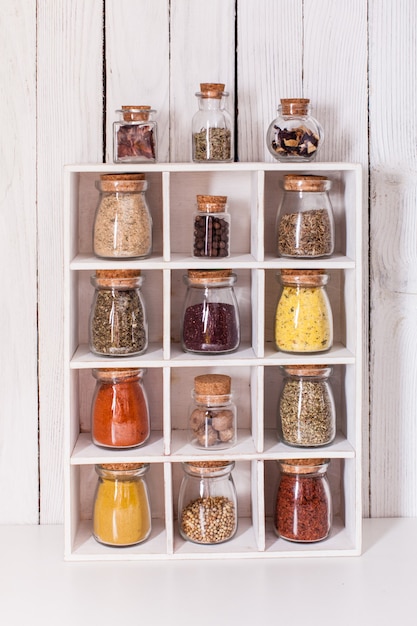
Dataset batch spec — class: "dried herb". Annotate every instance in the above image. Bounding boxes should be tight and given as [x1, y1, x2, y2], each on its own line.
[180, 496, 236, 544]
[277, 208, 332, 257]
[193, 127, 231, 161]
[271, 124, 319, 158]
[182, 302, 239, 353]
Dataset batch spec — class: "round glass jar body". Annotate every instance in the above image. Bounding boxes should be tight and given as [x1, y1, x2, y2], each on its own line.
[192, 194, 230, 258]
[91, 368, 150, 449]
[181, 269, 240, 354]
[93, 173, 152, 259]
[192, 83, 233, 162]
[275, 269, 333, 353]
[89, 270, 148, 357]
[267, 98, 323, 162]
[93, 463, 151, 547]
[274, 458, 332, 542]
[113, 105, 157, 163]
[189, 374, 236, 449]
[178, 461, 237, 544]
[278, 365, 336, 447]
[276, 175, 334, 258]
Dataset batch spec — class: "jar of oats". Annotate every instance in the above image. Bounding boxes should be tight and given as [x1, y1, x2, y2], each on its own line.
[93, 173, 152, 259]
[178, 461, 237, 544]
[189, 374, 236, 449]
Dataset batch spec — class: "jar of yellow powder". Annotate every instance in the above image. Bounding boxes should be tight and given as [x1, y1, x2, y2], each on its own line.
[275, 269, 333, 353]
[93, 462, 151, 547]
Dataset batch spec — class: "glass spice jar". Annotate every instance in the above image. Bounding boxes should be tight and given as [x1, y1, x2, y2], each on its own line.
[276, 175, 335, 258]
[93, 173, 152, 259]
[181, 269, 240, 354]
[93, 463, 152, 547]
[274, 458, 332, 542]
[89, 270, 148, 357]
[189, 374, 236, 449]
[91, 368, 150, 449]
[113, 105, 157, 162]
[192, 83, 233, 162]
[275, 269, 333, 353]
[178, 461, 238, 544]
[192, 194, 230, 258]
[278, 365, 336, 447]
[267, 98, 323, 162]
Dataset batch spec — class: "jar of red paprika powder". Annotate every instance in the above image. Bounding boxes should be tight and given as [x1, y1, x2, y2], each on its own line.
[91, 368, 150, 449]
[274, 458, 332, 542]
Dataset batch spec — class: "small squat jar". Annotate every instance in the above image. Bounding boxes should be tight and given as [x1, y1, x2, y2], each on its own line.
[189, 374, 237, 449]
[181, 269, 240, 354]
[93, 463, 151, 547]
[275, 269, 333, 353]
[193, 194, 230, 258]
[178, 461, 238, 544]
[278, 365, 336, 447]
[192, 83, 233, 162]
[91, 368, 150, 449]
[274, 458, 332, 542]
[267, 98, 323, 162]
[113, 105, 157, 162]
[276, 175, 335, 258]
[93, 173, 152, 259]
[89, 270, 148, 357]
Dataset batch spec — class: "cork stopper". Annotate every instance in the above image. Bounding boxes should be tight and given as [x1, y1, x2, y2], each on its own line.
[93, 269, 142, 288]
[279, 268, 327, 287]
[95, 269, 141, 279]
[121, 105, 152, 122]
[199, 83, 226, 99]
[194, 374, 231, 396]
[282, 364, 331, 377]
[184, 460, 234, 475]
[187, 268, 233, 284]
[279, 458, 329, 474]
[280, 98, 310, 116]
[99, 463, 146, 471]
[92, 368, 143, 382]
[283, 175, 330, 193]
[99, 173, 146, 192]
[197, 194, 228, 213]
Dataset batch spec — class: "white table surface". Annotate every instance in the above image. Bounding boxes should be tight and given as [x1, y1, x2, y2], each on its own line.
[0, 518, 415, 625]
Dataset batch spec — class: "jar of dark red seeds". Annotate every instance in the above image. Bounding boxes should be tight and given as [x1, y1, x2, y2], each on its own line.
[274, 458, 332, 542]
[181, 269, 240, 354]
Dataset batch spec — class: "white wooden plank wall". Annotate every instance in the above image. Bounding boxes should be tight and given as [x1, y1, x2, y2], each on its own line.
[0, 0, 415, 523]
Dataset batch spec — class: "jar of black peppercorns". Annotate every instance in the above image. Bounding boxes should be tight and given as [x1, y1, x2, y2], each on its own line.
[193, 194, 230, 258]
[267, 98, 323, 162]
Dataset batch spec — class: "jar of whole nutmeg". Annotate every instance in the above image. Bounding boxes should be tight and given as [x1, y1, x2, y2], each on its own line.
[189, 374, 236, 449]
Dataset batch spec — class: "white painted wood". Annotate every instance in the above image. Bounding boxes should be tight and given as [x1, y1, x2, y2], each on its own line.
[0, 1, 38, 523]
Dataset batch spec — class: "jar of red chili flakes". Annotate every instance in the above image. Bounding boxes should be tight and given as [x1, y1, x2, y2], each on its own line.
[91, 368, 150, 449]
[274, 458, 332, 542]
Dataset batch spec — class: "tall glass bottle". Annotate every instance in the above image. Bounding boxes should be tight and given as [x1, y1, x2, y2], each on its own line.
[192, 83, 233, 162]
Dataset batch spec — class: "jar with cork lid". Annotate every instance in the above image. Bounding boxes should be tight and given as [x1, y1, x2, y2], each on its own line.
[278, 365, 336, 447]
[93, 462, 152, 547]
[193, 194, 230, 258]
[178, 461, 238, 544]
[89, 269, 148, 357]
[189, 374, 236, 449]
[275, 269, 333, 353]
[274, 458, 332, 542]
[181, 269, 240, 354]
[276, 175, 335, 258]
[93, 173, 152, 259]
[267, 98, 323, 161]
[113, 105, 157, 162]
[192, 83, 233, 162]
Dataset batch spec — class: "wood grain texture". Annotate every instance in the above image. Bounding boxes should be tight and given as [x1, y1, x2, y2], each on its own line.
[369, 0, 417, 516]
[37, 0, 103, 522]
[0, 1, 38, 523]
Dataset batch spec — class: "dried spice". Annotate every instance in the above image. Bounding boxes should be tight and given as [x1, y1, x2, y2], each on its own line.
[279, 374, 335, 447]
[190, 374, 236, 448]
[193, 127, 231, 161]
[277, 208, 332, 257]
[193, 214, 230, 257]
[182, 302, 239, 353]
[180, 496, 236, 544]
[271, 125, 319, 158]
[91, 369, 150, 449]
[275, 459, 331, 542]
[114, 106, 157, 162]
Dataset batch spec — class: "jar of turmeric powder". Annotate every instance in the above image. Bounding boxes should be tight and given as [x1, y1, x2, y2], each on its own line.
[93, 463, 151, 547]
[275, 269, 333, 353]
[91, 368, 150, 449]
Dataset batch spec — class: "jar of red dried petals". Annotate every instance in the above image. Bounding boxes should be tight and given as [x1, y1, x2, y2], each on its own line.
[274, 458, 332, 542]
[113, 105, 157, 162]
[267, 98, 323, 162]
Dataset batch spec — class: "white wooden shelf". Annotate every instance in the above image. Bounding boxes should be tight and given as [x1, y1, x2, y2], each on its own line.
[64, 161, 363, 560]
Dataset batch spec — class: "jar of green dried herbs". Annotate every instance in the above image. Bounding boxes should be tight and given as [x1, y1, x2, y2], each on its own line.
[275, 175, 335, 258]
[89, 269, 148, 357]
[192, 83, 233, 162]
[278, 365, 336, 447]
